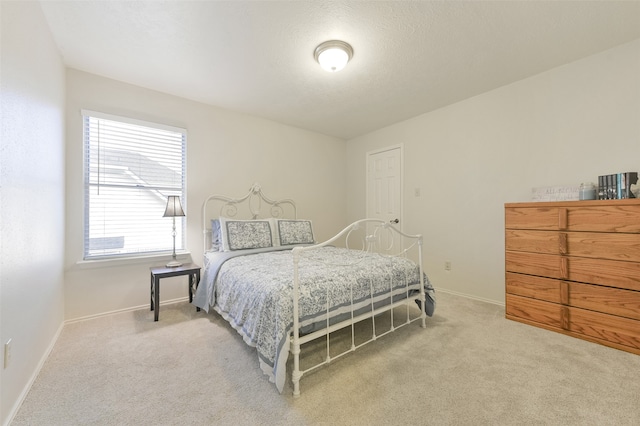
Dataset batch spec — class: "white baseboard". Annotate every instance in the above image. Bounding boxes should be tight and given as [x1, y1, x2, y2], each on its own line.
[435, 287, 505, 308]
[4, 321, 64, 426]
[64, 296, 190, 324]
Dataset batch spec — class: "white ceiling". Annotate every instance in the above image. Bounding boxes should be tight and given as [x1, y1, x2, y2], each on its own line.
[40, 1, 640, 140]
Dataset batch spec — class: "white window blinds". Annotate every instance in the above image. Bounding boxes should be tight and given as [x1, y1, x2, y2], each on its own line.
[83, 110, 186, 259]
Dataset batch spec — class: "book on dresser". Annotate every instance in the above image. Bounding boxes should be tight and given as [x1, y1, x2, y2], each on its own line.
[598, 172, 638, 199]
[504, 199, 640, 355]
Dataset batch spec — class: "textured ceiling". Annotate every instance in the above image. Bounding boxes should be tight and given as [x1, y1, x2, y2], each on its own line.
[40, 1, 640, 140]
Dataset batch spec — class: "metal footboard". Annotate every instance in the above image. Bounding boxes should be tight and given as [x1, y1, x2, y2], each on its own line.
[290, 218, 426, 397]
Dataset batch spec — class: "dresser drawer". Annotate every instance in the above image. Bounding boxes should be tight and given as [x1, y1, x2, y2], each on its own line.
[506, 272, 561, 303]
[506, 294, 564, 329]
[507, 273, 640, 321]
[505, 207, 562, 230]
[505, 230, 560, 254]
[506, 230, 640, 262]
[506, 251, 564, 279]
[506, 251, 640, 290]
[506, 201, 640, 232]
[568, 306, 640, 350]
[567, 232, 640, 262]
[568, 257, 640, 292]
[566, 205, 640, 233]
[569, 282, 640, 321]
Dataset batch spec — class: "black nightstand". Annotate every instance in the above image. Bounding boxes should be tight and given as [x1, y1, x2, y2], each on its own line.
[149, 263, 201, 321]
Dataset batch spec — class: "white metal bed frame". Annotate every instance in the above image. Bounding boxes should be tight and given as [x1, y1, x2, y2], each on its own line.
[202, 184, 427, 397]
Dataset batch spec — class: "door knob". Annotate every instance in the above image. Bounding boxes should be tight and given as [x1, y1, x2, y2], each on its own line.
[390, 218, 399, 224]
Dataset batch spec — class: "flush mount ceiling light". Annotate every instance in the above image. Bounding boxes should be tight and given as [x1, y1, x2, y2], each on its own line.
[314, 40, 353, 72]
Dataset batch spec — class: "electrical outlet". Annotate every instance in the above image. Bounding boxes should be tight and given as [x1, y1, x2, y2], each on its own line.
[4, 339, 12, 369]
[444, 261, 452, 271]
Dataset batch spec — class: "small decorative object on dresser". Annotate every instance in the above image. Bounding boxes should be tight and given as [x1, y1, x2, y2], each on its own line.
[578, 182, 596, 200]
[505, 199, 640, 355]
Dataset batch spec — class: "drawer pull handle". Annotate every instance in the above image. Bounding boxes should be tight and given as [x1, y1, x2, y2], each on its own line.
[561, 307, 570, 330]
[558, 208, 568, 230]
[560, 281, 570, 305]
[559, 233, 568, 255]
[560, 257, 569, 279]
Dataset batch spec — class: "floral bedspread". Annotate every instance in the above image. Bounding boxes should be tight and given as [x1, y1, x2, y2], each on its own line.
[194, 246, 431, 393]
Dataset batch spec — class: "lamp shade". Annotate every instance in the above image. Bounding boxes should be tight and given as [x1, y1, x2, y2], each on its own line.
[163, 196, 185, 217]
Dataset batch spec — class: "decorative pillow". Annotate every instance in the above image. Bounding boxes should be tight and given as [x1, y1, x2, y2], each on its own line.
[211, 219, 222, 251]
[277, 219, 315, 246]
[220, 218, 273, 251]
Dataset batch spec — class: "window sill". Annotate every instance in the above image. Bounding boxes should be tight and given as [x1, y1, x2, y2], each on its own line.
[73, 251, 191, 270]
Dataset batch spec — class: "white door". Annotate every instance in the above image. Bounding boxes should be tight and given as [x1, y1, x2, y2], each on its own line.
[366, 145, 403, 249]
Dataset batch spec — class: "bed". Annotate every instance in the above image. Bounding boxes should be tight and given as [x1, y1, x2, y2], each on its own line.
[193, 184, 435, 396]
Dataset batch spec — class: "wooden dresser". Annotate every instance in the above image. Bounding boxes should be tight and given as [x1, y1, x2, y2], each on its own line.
[505, 199, 640, 355]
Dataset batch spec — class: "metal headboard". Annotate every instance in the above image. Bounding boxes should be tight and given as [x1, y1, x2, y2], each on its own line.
[202, 183, 297, 253]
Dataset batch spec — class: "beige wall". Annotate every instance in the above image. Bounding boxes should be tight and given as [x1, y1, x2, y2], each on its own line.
[64, 70, 347, 320]
[1, 2, 66, 424]
[347, 38, 640, 304]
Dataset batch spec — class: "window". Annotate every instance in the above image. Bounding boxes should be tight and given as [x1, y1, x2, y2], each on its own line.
[83, 110, 186, 259]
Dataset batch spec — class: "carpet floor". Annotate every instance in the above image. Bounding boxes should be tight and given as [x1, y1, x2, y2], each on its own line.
[11, 291, 640, 425]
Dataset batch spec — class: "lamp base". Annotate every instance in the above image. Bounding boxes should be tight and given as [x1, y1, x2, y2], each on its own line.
[166, 260, 182, 268]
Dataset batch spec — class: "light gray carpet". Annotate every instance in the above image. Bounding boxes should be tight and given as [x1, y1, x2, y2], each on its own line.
[11, 291, 640, 425]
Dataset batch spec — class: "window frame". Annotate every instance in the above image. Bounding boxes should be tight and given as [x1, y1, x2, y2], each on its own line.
[81, 110, 187, 260]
